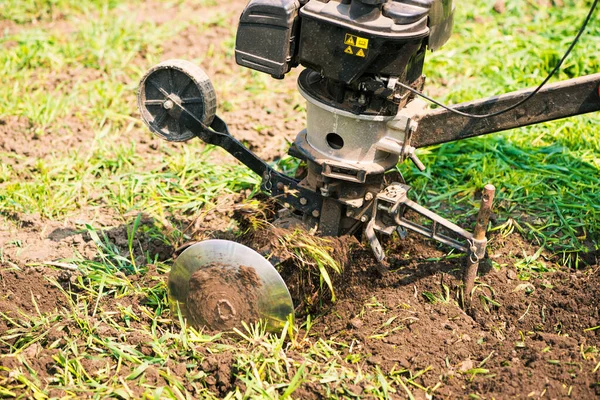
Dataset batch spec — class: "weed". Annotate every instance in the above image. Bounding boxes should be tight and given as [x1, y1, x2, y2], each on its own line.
[279, 229, 344, 301]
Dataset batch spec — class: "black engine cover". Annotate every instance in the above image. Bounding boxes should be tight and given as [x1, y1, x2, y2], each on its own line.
[235, 0, 301, 78]
[235, 0, 453, 113]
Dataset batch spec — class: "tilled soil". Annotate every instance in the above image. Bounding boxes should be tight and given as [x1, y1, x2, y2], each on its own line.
[1, 228, 599, 398]
[301, 235, 600, 399]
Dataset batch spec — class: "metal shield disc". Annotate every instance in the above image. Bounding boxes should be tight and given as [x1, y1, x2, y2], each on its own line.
[168, 240, 293, 332]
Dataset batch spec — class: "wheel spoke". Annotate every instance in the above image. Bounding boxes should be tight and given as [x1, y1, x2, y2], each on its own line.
[176, 120, 182, 137]
[144, 100, 164, 106]
[181, 98, 204, 104]
[176, 78, 193, 98]
[148, 78, 170, 97]
[153, 109, 168, 128]
[168, 69, 175, 93]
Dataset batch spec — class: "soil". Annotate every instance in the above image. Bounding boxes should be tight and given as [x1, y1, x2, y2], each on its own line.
[5, 228, 595, 399]
[186, 263, 263, 330]
[0, 211, 172, 267]
[0, 266, 73, 343]
[295, 233, 600, 399]
[176, 219, 600, 398]
[1, 0, 599, 398]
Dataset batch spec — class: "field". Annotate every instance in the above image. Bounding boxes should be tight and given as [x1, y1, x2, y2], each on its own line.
[1, 0, 599, 398]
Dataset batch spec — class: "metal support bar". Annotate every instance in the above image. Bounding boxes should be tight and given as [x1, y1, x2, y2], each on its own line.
[412, 73, 600, 148]
[183, 112, 323, 215]
[394, 199, 473, 253]
[464, 184, 496, 302]
[367, 182, 480, 262]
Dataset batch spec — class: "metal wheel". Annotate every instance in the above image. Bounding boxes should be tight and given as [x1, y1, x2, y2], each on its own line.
[137, 59, 217, 142]
[168, 240, 294, 332]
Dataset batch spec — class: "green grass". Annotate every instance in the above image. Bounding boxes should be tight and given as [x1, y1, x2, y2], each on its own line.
[0, 0, 122, 24]
[0, 0, 599, 398]
[1, 0, 596, 260]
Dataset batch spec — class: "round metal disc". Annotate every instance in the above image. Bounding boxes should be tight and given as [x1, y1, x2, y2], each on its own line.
[168, 240, 294, 332]
[138, 59, 217, 142]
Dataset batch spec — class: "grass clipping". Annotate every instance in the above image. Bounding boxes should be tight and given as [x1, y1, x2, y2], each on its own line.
[251, 225, 354, 304]
[280, 229, 345, 302]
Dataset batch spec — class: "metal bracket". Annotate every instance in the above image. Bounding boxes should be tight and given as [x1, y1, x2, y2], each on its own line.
[366, 182, 476, 261]
[321, 160, 368, 184]
[182, 110, 323, 215]
[467, 237, 487, 264]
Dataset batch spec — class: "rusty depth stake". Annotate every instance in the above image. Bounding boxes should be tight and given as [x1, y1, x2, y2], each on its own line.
[464, 184, 496, 302]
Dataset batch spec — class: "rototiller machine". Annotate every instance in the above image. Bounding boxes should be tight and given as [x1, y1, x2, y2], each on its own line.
[137, 0, 600, 331]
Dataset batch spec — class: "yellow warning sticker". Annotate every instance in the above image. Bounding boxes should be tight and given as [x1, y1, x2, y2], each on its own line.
[344, 33, 369, 49]
[355, 37, 369, 49]
[344, 33, 369, 58]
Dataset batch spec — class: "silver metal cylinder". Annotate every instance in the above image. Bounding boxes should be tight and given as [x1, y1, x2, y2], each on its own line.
[299, 85, 394, 165]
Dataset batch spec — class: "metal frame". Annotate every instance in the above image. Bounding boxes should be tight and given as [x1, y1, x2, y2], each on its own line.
[184, 113, 323, 216]
[411, 73, 600, 148]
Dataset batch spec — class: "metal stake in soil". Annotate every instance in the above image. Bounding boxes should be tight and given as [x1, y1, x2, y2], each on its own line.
[464, 184, 496, 302]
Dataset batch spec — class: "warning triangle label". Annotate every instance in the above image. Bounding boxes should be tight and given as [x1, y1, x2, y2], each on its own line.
[344, 35, 355, 46]
[344, 46, 354, 55]
[356, 48, 366, 57]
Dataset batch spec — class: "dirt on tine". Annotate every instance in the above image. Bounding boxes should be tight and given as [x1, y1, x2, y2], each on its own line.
[186, 263, 263, 330]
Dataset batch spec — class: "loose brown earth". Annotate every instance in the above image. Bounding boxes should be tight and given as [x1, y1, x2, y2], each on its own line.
[186, 263, 263, 331]
[303, 236, 600, 399]
[2, 219, 599, 398]
[1, 0, 599, 399]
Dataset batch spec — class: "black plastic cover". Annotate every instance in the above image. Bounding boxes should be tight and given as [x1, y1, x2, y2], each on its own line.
[382, 2, 430, 25]
[298, 0, 429, 85]
[235, 0, 300, 78]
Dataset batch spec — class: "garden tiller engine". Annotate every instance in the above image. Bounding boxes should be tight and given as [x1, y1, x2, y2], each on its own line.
[138, 0, 600, 330]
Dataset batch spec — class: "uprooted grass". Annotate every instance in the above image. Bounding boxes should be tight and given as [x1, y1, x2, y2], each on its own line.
[280, 230, 344, 302]
[239, 218, 352, 306]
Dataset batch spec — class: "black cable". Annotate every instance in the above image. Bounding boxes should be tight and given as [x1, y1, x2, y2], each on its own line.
[397, 0, 599, 119]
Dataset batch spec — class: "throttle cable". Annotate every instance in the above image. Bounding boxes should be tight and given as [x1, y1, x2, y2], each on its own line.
[397, 0, 599, 119]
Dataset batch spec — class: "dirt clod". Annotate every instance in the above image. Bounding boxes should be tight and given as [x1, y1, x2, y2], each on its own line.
[186, 263, 262, 330]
